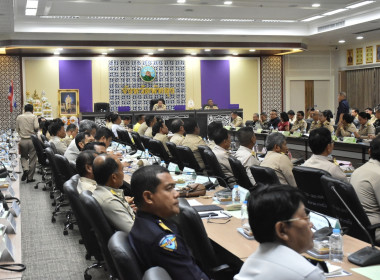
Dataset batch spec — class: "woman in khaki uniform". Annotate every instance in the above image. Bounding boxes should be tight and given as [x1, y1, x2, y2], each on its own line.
[336, 113, 358, 137]
[319, 110, 334, 133]
[354, 112, 375, 139]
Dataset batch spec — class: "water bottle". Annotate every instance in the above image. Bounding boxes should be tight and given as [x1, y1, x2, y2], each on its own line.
[144, 148, 149, 159]
[269, 125, 274, 133]
[231, 185, 240, 204]
[160, 160, 166, 168]
[329, 228, 343, 262]
[241, 201, 250, 230]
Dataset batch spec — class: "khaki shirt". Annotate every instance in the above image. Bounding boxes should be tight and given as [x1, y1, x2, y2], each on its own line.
[138, 122, 148, 136]
[144, 127, 153, 138]
[152, 104, 167, 111]
[212, 145, 235, 186]
[153, 132, 170, 155]
[290, 119, 307, 133]
[207, 140, 216, 150]
[232, 116, 243, 127]
[50, 136, 68, 155]
[351, 159, 380, 243]
[261, 151, 296, 187]
[235, 146, 260, 185]
[63, 135, 73, 147]
[77, 177, 97, 194]
[106, 122, 113, 129]
[170, 133, 185, 146]
[182, 134, 206, 169]
[92, 185, 135, 233]
[336, 123, 357, 137]
[15, 111, 39, 139]
[204, 105, 219, 110]
[308, 120, 321, 132]
[320, 121, 334, 133]
[358, 122, 375, 139]
[303, 154, 348, 182]
[369, 115, 377, 125]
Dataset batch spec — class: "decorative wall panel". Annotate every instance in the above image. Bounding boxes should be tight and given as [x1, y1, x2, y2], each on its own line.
[261, 56, 283, 113]
[0, 56, 22, 130]
[108, 59, 186, 112]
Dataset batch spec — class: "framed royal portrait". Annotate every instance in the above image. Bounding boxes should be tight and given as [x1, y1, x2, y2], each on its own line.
[347, 49, 353, 66]
[366, 46, 373, 64]
[377, 45, 380, 62]
[58, 89, 79, 117]
[356, 48, 363, 65]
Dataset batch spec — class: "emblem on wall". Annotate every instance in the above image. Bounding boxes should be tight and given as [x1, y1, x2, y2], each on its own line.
[140, 66, 156, 82]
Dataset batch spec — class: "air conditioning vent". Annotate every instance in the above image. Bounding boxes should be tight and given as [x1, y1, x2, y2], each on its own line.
[318, 21, 345, 33]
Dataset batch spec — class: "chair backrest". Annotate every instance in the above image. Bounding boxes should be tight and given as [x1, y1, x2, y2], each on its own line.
[175, 146, 202, 173]
[131, 132, 145, 151]
[117, 129, 134, 147]
[79, 191, 117, 278]
[142, 267, 172, 280]
[44, 147, 62, 190]
[245, 121, 254, 127]
[54, 154, 78, 190]
[165, 142, 183, 169]
[140, 135, 151, 150]
[198, 145, 213, 175]
[249, 165, 280, 186]
[292, 166, 331, 216]
[31, 134, 48, 166]
[63, 175, 103, 261]
[40, 134, 48, 143]
[108, 231, 143, 280]
[48, 141, 59, 154]
[320, 175, 375, 243]
[228, 156, 255, 191]
[376, 126, 380, 135]
[149, 139, 171, 163]
[201, 148, 228, 187]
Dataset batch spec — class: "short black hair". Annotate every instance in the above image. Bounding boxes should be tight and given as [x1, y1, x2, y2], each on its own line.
[66, 124, 77, 132]
[171, 119, 184, 133]
[48, 119, 64, 136]
[370, 135, 380, 161]
[145, 115, 156, 127]
[24, 104, 33, 112]
[358, 112, 371, 120]
[308, 127, 332, 155]
[207, 121, 223, 141]
[297, 111, 305, 117]
[105, 112, 114, 122]
[83, 141, 106, 152]
[231, 111, 238, 115]
[287, 110, 295, 116]
[280, 112, 289, 122]
[152, 120, 164, 137]
[184, 118, 198, 134]
[352, 108, 359, 114]
[342, 113, 354, 124]
[111, 113, 120, 123]
[322, 110, 333, 122]
[260, 112, 267, 117]
[76, 150, 96, 177]
[75, 132, 91, 150]
[237, 127, 255, 146]
[131, 165, 169, 207]
[95, 127, 113, 141]
[157, 98, 165, 103]
[213, 128, 229, 145]
[248, 184, 306, 243]
[365, 107, 373, 113]
[137, 115, 145, 122]
[92, 155, 119, 186]
[122, 116, 131, 121]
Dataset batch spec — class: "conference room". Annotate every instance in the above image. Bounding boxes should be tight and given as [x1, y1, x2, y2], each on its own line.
[1, 0, 380, 279]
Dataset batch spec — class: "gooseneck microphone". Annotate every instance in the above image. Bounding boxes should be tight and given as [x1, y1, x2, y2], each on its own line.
[307, 208, 333, 240]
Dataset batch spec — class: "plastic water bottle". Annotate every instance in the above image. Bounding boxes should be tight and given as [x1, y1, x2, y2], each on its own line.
[269, 125, 274, 133]
[160, 160, 166, 168]
[329, 228, 343, 262]
[144, 148, 149, 159]
[241, 201, 249, 229]
[231, 185, 240, 204]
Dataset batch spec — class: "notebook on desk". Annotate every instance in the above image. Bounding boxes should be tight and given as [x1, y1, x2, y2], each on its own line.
[192, 205, 224, 212]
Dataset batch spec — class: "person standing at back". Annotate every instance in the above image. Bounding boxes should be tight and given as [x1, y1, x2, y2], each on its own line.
[16, 104, 39, 182]
[335, 92, 349, 125]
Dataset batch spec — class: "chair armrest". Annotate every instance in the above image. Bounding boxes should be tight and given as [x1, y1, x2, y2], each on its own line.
[367, 223, 380, 231]
[211, 264, 230, 273]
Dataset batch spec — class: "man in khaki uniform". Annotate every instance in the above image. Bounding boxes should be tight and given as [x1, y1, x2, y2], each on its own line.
[143, 115, 156, 138]
[231, 111, 243, 127]
[308, 110, 321, 132]
[290, 111, 307, 133]
[204, 99, 219, 110]
[169, 119, 185, 146]
[49, 119, 68, 155]
[182, 119, 206, 169]
[336, 113, 357, 137]
[261, 133, 297, 187]
[153, 120, 170, 155]
[16, 104, 39, 182]
[138, 115, 154, 136]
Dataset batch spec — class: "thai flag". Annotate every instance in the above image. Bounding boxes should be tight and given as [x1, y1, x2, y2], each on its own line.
[7, 80, 13, 112]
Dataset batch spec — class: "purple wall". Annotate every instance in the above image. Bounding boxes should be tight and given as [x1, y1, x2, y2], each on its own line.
[59, 60, 93, 112]
[200, 60, 230, 109]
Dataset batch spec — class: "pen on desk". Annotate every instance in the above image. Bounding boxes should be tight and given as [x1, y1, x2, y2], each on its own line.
[220, 211, 232, 218]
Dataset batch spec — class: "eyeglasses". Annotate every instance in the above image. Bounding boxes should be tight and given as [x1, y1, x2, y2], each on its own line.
[280, 215, 311, 223]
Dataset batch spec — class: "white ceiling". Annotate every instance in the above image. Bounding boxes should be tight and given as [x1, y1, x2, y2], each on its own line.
[2, 0, 380, 50]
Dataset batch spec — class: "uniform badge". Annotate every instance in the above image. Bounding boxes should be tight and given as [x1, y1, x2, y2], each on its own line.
[159, 234, 177, 251]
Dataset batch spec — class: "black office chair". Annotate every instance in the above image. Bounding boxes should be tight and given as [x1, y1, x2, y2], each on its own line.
[306, 121, 312, 132]
[40, 134, 48, 143]
[168, 205, 230, 279]
[228, 156, 255, 191]
[149, 139, 171, 163]
[63, 175, 104, 279]
[245, 121, 254, 127]
[198, 145, 213, 176]
[201, 149, 234, 188]
[79, 191, 118, 279]
[131, 132, 145, 151]
[320, 175, 380, 245]
[165, 142, 183, 169]
[30, 134, 52, 190]
[117, 129, 134, 148]
[176, 146, 203, 174]
[376, 126, 380, 135]
[141, 135, 152, 150]
[292, 166, 332, 216]
[249, 165, 280, 186]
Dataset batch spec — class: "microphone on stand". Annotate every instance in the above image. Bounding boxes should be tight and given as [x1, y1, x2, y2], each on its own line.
[307, 208, 333, 240]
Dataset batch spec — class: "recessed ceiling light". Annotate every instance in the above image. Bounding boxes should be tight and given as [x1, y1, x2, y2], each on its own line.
[338, 40, 346, 43]
[56, 48, 63, 51]
[356, 36, 364, 40]
[224, 1, 233, 5]
[157, 49, 165, 51]
[249, 49, 256, 52]
[147, 52, 154, 55]
[204, 49, 211, 52]
[190, 52, 197, 55]
[312, 3, 320, 8]
[232, 52, 238, 56]
[177, 0, 186, 3]
[347, 1, 374, 9]
[26, 0, 38, 9]
[53, 51, 60, 55]
[302, 15, 324, 22]
[101, 52, 108, 55]
[25, 8, 37, 16]
[323, 8, 347, 16]
[108, 48, 115, 51]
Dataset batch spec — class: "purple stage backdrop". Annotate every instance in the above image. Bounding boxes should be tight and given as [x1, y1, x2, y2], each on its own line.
[59, 60, 93, 112]
[200, 60, 230, 109]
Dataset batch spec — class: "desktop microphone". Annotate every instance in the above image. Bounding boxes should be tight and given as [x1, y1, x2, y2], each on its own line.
[137, 150, 160, 165]
[170, 169, 217, 190]
[331, 186, 380, 266]
[307, 208, 333, 240]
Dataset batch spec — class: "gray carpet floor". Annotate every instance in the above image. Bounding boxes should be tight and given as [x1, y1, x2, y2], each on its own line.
[20, 174, 108, 280]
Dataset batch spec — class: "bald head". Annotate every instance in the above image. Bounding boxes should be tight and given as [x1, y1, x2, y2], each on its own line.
[312, 110, 320, 121]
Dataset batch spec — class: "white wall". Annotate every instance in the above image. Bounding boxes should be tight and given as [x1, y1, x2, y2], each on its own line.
[289, 81, 305, 112]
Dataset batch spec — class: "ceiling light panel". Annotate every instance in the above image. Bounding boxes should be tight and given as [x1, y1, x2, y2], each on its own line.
[261, 20, 296, 23]
[178, 18, 214, 21]
[220, 19, 254, 22]
[323, 9, 347, 16]
[26, 0, 38, 9]
[302, 15, 324, 22]
[25, 9, 37, 16]
[346, 1, 375, 9]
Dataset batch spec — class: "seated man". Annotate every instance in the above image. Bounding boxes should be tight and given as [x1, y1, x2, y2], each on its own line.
[169, 119, 185, 146]
[182, 118, 206, 169]
[252, 113, 261, 128]
[351, 135, 380, 244]
[269, 110, 281, 129]
[83, 141, 107, 154]
[290, 111, 307, 133]
[144, 115, 157, 138]
[231, 111, 243, 127]
[304, 128, 348, 182]
[105, 112, 114, 129]
[207, 121, 223, 149]
[64, 132, 94, 163]
[94, 127, 113, 149]
[204, 98, 218, 110]
[121, 116, 132, 129]
[128, 165, 210, 280]
[235, 127, 260, 185]
[365, 107, 376, 124]
[152, 120, 170, 155]
[63, 123, 78, 146]
[373, 105, 380, 129]
[260, 133, 296, 187]
[134, 114, 145, 132]
[308, 110, 321, 132]
[260, 112, 270, 130]
[234, 184, 324, 280]
[76, 150, 97, 193]
[49, 119, 68, 155]
[111, 113, 123, 138]
[152, 98, 167, 111]
[351, 108, 360, 128]
[65, 120, 97, 159]
[92, 155, 135, 233]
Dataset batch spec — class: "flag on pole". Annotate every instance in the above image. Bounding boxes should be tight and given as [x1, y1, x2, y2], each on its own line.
[7, 80, 14, 112]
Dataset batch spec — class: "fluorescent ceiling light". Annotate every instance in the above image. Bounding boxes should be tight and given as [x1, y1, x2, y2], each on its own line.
[56, 48, 63, 51]
[356, 36, 364, 39]
[323, 9, 347, 16]
[53, 51, 60, 55]
[25, 8, 37, 16]
[157, 49, 165, 51]
[190, 52, 197, 55]
[232, 52, 238, 55]
[177, 0, 186, 3]
[220, 19, 254, 22]
[338, 40, 346, 43]
[102, 52, 108, 55]
[0, 48, 5, 54]
[26, 0, 38, 9]
[108, 48, 115, 51]
[249, 49, 256, 52]
[178, 18, 213, 21]
[133, 17, 170, 21]
[261, 19, 296, 23]
[204, 49, 211, 52]
[224, 1, 233, 5]
[147, 52, 154, 55]
[312, 3, 321, 7]
[347, 1, 375, 9]
[302, 15, 324, 22]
